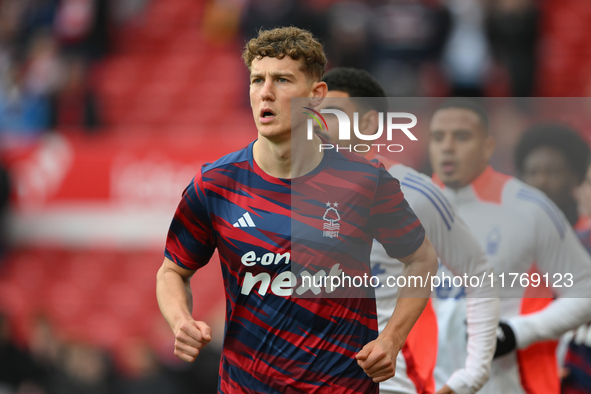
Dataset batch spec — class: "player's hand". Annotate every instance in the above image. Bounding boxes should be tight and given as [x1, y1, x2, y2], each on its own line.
[493, 321, 516, 358]
[435, 385, 456, 394]
[355, 336, 398, 383]
[173, 319, 212, 362]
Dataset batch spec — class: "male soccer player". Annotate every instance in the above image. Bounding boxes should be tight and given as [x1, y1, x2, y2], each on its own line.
[428, 99, 591, 394]
[319, 67, 499, 394]
[514, 124, 591, 393]
[156, 27, 438, 393]
[514, 123, 590, 229]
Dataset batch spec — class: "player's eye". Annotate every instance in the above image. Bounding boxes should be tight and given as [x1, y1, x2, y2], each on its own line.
[430, 132, 444, 142]
[252, 78, 263, 84]
[455, 131, 471, 141]
[277, 77, 288, 83]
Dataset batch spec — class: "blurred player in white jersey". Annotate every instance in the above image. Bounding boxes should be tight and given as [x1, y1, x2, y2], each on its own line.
[514, 123, 591, 393]
[428, 99, 591, 394]
[320, 67, 499, 394]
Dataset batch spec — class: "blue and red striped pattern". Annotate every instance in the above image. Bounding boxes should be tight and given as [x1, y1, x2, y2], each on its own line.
[165, 141, 425, 393]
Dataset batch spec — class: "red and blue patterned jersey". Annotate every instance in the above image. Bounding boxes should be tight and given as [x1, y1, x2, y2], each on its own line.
[165, 141, 425, 393]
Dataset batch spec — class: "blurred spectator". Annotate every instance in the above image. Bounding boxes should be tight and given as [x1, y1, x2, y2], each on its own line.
[0, 1, 28, 62]
[22, 31, 62, 98]
[0, 61, 51, 136]
[324, 1, 372, 71]
[54, 0, 111, 61]
[49, 56, 102, 131]
[0, 0, 110, 138]
[485, 0, 539, 97]
[0, 313, 40, 393]
[441, 0, 491, 96]
[47, 341, 116, 394]
[0, 30, 63, 136]
[368, 0, 450, 96]
[15, 0, 59, 61]
[115, 339, 182, 394]
[27, 315, 63, 391]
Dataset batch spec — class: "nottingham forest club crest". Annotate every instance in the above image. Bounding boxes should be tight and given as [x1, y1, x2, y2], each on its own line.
[323, 202, 340, 238]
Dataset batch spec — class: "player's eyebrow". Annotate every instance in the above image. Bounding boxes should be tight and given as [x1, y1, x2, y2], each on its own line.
[250, 71, 296, 79]
[429, 128, 471, 134]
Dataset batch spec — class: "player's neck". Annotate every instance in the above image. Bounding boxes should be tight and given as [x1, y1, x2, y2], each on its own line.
[254, 134, 324, 179]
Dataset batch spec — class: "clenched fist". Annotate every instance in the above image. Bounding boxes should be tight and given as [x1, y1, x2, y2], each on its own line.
[356, 336, 398, 383]
[173, 319, 212, 362]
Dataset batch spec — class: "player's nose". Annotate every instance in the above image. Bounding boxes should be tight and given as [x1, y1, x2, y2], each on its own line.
[439, 134, 455, 152]
[260, 79, 275, 101]
[526, 171, 549, 192]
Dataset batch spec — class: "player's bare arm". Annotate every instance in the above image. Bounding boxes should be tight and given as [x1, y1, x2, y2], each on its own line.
[156, 257, 211, 362]
[357, 236, 438, 383]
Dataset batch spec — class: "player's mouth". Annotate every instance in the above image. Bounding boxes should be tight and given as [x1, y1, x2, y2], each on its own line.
[440, 159, 457, 175]
[259, 108, 276, 124]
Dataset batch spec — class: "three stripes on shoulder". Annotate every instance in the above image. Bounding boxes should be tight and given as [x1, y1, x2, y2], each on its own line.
[234, 212, 256, 228]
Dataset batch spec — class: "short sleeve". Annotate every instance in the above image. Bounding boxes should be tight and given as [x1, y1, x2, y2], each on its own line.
[369, 165, 425, 259]
[164, 171, 216, 270]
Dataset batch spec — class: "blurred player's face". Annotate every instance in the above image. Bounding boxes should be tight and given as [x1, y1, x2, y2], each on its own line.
[521, 146, 578, 206]
[317, 91, 355, 142]
[429, 108, 494, 189]
[316, 91, 378, 152]
[249, 56, 325, 141]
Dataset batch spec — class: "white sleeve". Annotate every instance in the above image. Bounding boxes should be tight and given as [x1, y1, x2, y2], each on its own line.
[506, 194, 591, 349]
[395, 169, 500, 394]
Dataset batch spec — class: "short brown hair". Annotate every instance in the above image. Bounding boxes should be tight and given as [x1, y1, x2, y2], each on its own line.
[242, 26, 327, 81]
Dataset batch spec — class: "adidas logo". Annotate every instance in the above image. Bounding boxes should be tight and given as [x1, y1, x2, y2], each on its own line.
[233, 212, 256, 228]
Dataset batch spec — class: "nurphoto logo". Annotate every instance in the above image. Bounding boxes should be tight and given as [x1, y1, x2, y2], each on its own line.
[303, 106, 418, 153]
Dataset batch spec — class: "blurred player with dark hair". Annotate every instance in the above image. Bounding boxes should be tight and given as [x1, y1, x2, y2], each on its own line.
[514, 124, 591, 394]
[429, 100, 591, 394]
[156, 27, 437, 393]
[514, 123, 590, 228]
[320, 67, 499, 394]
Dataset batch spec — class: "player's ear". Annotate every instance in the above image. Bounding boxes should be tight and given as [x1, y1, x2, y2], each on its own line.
[309, 81, 327, 107]
[360, 110, 380, 137]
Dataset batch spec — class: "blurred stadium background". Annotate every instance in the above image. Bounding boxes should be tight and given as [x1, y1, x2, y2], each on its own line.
[0, 0, 590, 393]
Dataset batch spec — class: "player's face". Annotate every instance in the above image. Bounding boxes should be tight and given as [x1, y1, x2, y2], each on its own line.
[429, 108, 494, 189]
[521, 146, 577, 206]
[315, 90, 358, 143]
[249, 56, 323, 141]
